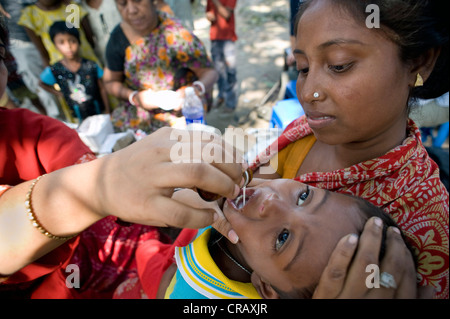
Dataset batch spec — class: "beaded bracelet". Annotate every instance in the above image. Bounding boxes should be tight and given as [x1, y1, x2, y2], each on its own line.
[25, 175, 77, 241]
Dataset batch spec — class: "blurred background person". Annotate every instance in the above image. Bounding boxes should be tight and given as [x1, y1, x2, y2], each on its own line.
[0, 0, 60, 117]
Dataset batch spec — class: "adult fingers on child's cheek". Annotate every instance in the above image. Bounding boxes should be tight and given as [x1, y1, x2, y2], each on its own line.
[353, 217, 384, 268]
[313, 234, 359, 299]
[212, 212, 239, 244]
[376, 227, 417, 299]
[335, 217, 384, 298]
[149, 196, 215, 229]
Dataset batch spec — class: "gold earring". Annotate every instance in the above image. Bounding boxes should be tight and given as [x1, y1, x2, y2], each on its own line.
[415, 73, 424, 87]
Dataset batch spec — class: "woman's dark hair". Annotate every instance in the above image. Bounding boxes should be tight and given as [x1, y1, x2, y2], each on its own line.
[0, 14, 9, 47]
[294, 0, 449, 100]
[49, 21, 80, 44]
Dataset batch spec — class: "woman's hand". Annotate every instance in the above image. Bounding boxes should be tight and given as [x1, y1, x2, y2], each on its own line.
[97, 127, 245, 229]
[0, 127, 245, 275]
[313, 217, 423, 299]
[136, 89, 184, 111]
[135, 88, 159, 110]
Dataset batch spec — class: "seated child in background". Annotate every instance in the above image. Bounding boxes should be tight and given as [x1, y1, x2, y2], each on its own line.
[113, 178, 416, 299]
[18, 0, 99, 67]
[39, 21, 109, 122]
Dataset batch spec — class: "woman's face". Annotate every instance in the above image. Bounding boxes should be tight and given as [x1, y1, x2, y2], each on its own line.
[115, 0, 157, 34]
[223, 179, 366, 297]
[294, 0, 411, 146]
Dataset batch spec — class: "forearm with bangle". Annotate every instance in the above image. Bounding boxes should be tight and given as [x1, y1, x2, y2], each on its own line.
[31, 166, 106, 237]
[117, 85, 137, 105]
[26, 175, 77, 241]
[193, 81, 206, 96]
[0, 173, 95, 275]
[3, 159, 112, 273]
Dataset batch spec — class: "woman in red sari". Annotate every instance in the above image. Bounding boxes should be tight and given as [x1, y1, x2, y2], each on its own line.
[0, 69, 168, 299]
[251, 0, 449, 299]
[0, 10, 247, 299]
[104, 0, 217, 133]
[0, 13, 207, 298]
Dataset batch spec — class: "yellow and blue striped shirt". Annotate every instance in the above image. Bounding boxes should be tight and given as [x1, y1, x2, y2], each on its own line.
[165, 228, 260, 299]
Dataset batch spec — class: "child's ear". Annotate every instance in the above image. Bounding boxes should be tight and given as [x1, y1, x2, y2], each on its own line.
[251, 272, 280, 299]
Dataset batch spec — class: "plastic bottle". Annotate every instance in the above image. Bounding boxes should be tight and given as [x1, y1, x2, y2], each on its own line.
[182, 86, 205, 125]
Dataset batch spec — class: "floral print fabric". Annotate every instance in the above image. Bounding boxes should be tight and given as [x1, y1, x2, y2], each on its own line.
[111, 12, 213, 133]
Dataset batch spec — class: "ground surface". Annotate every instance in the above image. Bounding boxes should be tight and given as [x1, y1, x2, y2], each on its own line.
[190, 0, 292, 132]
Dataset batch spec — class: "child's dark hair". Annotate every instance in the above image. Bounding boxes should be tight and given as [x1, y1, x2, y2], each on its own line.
[354, 197, 418, 268]
[294, 0, 449, 101]
[49, 21, 80, 44]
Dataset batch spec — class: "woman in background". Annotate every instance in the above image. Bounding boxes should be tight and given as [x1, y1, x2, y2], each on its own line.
[104, 0, 217, 133]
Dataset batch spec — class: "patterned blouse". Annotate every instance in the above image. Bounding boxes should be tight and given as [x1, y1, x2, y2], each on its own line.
[106, 11, 212, 91]
[106, 11, 213, 133]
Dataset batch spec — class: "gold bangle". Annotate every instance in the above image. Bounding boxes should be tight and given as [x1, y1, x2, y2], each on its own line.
[25, 175, 77, 241]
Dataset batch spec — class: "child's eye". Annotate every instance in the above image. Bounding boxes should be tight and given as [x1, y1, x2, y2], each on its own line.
[297, 186, 310, 206]
[275, 229, 290, 251]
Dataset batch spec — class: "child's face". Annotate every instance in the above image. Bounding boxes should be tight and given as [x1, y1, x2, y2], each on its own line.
[293, 0, 410, 146]
[223, 179, 366, 298]
[53, 33, 80, 59]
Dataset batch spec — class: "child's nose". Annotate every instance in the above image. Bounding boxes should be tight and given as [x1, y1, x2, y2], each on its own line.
[259, 192, 281, 218]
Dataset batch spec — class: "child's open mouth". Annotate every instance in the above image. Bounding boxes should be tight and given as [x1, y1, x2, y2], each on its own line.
[230, 188, 256, 210]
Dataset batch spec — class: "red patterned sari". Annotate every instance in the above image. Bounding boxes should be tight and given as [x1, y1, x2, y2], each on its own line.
[251, 116, 449, 299]
[0, 108, 169, 298]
